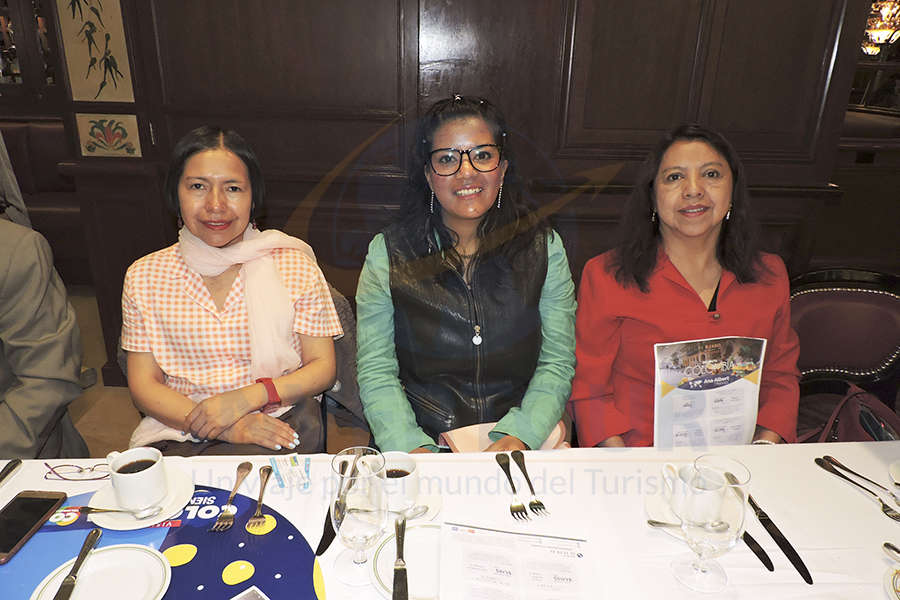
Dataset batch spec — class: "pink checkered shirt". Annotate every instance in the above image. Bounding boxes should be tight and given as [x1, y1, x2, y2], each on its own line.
[122, 244, 342, 445]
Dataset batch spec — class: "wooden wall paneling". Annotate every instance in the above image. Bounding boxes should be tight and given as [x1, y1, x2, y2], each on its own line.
[816, 164, 900, 273]
[135, 0, 420, 305]
[60, 161, 170, 385]
[749, 187, 840, 276]
[151, 0, 402, 112]
[699, 0, 870, 186]
[557, 0, 710, 163]
[264, 177, 406, 298]
[163, 113, 406, 180]
[533, 185, 629, 284]
[419, 0, 569, 181]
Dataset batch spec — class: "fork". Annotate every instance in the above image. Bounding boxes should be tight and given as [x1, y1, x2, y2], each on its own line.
[495, 453, 529, 521]
[511, 450, 549, 516]
[209, 461, 252, 532]
[247, 465, 273, 529]
[815, 458, 900, 522]
[824, 455, 900, 505]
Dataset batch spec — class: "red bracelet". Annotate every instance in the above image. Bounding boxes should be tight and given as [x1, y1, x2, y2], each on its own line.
[255, 377, 281, 414]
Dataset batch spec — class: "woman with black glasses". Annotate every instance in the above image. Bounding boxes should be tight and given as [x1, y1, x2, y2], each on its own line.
[356, 96, 576, 453]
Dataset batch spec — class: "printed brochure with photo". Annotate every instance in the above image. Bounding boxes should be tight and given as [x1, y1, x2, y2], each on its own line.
[653, 336, 767, 448]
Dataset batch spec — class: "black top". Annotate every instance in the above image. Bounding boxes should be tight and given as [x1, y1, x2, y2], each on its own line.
[382, 223, 548, 439]
[707, 279, 721, 312]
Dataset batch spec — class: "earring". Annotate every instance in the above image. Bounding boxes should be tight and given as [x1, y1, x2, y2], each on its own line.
[650, 210, 657, 223]
[430, 191, 434, 214]
[725, 208, 732, 221]
[496, 184, 503, 209]
[177, 215, 184, 229]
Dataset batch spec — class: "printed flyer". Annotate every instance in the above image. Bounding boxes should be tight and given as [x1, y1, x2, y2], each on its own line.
[653, 336, 767, 448]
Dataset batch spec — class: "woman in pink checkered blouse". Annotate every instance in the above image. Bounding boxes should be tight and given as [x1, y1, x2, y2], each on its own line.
[121, 126, 343, 455]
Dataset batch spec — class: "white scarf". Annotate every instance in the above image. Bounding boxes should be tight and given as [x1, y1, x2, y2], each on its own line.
[178, 225, 317, 380]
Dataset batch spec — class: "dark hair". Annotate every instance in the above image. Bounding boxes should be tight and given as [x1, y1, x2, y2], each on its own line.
[402, 95, 548, 265]
[609, 123, 764, 291]
[164, 126, 265, 220]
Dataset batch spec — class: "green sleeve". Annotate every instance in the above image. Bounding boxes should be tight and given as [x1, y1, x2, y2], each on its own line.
[492, 231, 576, 449]
[355, 234, 438, 452]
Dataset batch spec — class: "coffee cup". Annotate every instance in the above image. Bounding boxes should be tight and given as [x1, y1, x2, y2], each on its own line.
[383, 451, 419, 513]
[106, 447, 168, 511]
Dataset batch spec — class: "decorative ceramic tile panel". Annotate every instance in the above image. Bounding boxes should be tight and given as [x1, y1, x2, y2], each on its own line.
[76, 113, 141, 157]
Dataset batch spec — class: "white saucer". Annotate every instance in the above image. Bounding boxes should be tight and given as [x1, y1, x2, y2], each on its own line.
[30, 544, 171, 600]
[87, 463, 193, 530]
[370, 523, 440, 599]
[886, 566, 900, 600]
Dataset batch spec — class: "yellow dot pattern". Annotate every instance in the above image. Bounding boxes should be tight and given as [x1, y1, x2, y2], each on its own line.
[162, 544, 198, 567]
[222, 560, 255, 585]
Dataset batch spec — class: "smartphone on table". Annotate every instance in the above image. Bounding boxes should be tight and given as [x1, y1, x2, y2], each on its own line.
[0, 490, 67, 564]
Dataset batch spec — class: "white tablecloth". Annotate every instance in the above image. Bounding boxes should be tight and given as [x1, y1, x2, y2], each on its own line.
[1, 441, 898, 599]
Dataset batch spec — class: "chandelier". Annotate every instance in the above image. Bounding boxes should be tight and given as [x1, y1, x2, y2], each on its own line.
[862, 1, 900, 55]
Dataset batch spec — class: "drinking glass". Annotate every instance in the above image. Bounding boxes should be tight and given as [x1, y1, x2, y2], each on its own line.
[669, 454, 750, 593]
[330, 446, 387, 585]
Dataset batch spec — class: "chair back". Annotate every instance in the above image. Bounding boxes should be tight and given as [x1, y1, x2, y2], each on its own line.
[790, 269, 900, 437]
[790, 269, 900, 384]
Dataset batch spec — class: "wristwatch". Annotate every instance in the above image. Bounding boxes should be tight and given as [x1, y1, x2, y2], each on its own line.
[255, 377, 282, 414]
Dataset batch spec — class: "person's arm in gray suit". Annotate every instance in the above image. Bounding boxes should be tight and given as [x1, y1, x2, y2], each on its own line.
[0, 221, 87, 457]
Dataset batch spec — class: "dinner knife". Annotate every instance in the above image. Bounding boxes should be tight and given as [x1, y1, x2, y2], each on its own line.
[742, 530, 774, 571]
[746, 493, 812, 584]
[393, 516, 408, 600]
[0, 458, 22, 488]
[52, 528, 102, 600]
[315, 456, 355, 556]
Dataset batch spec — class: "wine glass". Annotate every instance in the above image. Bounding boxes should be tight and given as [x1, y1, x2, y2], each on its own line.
[669, 454, 750, 593]
[330, 446, 388, 586]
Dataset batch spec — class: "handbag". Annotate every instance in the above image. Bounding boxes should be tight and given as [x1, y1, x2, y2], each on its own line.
[799, 381, 900, 443]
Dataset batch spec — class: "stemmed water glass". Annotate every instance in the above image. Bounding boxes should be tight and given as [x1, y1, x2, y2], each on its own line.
[669, 454, 750, 593]
[330, 446, 388, 586]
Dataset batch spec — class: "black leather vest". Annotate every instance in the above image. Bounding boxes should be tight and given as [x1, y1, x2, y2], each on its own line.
[383, 223, 547, 439]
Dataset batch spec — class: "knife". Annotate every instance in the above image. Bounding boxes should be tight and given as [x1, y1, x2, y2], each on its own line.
[0, 458, 22, 488]
[315, 455, 357, 556]
[742, 531, 774, 571]
[392, 516, 408, 600]
[53, 528, 102, 600]
[746, 493, 812, 584]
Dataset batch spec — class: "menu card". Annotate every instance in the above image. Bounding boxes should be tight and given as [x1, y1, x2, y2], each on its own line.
[653, 336, 767, 447]
[439, 522, 588, 598]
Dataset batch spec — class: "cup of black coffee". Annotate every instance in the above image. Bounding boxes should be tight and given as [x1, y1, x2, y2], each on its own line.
[106, 447, 168, 512]
[383, 451, 418, 512]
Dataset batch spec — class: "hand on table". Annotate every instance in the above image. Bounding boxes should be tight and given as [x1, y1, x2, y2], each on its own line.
[483, 435, 527, 453]
[597, 435, 626, 448]
[184, 388, 257, 440]
[219, 413, 299, 451]
[410, 446, 432, 454]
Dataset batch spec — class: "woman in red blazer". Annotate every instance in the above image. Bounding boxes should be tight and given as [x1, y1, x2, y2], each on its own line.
[570, 124, 800, 447]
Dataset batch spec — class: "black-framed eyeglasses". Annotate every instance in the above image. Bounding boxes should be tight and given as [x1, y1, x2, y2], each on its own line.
[428, 144, 502, 176]
[44, 462, 110, 481]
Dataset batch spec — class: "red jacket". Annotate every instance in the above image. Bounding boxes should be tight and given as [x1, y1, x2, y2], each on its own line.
[570, 250, 799, 447]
